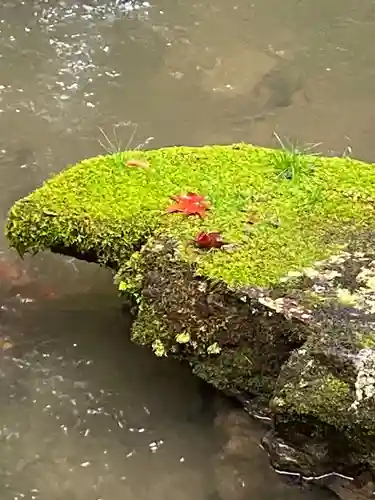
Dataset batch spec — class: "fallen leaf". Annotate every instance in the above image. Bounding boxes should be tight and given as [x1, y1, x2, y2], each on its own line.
[167, 192, 210, 218]
[0, 337, 13, 351]
[126, 159, 149, 168]
[171, 192, 206, 204]
[194, 231, 227, 249]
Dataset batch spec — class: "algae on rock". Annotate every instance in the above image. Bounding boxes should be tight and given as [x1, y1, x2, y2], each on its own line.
[5, 143, 375, 483]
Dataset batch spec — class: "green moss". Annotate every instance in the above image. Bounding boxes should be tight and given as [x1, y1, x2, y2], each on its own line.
[191, 349, 276, 394]
[132, 299, 225, 360]
[132, 298, 276, 393]
[131, 301, 173, 349]
[274, 372, 352, 429]
[357, 333, 375, 349]
[6, 144, 375, 286]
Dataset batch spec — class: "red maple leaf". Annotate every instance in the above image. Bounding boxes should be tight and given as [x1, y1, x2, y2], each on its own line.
[194, 231, 226, 249]
[171, 192, 206, 204]
[167, 192, 210, 218]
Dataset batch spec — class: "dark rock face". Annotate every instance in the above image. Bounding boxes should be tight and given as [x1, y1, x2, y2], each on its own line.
[126, 237, 309, 396]
[117, 236, 375, 495]
[265, 245, 375, 487]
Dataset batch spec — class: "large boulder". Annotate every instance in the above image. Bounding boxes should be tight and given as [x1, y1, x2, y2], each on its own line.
[5, 144, 375, 491]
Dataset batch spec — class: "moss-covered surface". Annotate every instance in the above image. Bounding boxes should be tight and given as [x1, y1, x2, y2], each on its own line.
[6, 144, 375, 287]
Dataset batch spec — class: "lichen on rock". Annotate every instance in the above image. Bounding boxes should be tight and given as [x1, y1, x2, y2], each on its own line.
[264, 245, 375, 482]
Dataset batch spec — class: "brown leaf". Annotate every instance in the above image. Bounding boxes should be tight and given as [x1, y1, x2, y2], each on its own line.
[0, 337, 12, 351]
[126, 159, 149, 168]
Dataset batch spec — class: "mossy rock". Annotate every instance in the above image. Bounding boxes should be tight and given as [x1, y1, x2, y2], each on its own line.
[7, 143, 375, 286]
[265, 247, 375, 481]
[6, 143, 375, 479]
[127, 235, 308, 395]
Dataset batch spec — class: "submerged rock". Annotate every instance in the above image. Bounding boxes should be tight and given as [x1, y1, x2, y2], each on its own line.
[211, 402, 342, 500]
[5, 144, 375, 489]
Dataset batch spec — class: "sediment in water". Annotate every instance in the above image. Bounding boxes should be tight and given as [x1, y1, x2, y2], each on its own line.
[6, 143, 375, 495]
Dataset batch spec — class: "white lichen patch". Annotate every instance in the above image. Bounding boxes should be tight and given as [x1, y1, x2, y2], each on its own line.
[366, 277, 375, 290]
[272, 396, 286, 408]
[279, 254, 348, 286]
[350, 348, 375, 411]
[258, 296, 284, 313]
[152, 339, 167, 357]
[350, 263, 375, 315]
[285, 270, 303, 279]
[319, 269, 342, 281]
[327, 252, 351, 265]
[241, 250, 375, 334]
[354, 251, 366, 259]
[175, 332, 191, 344]
[258, 296, 313, 321]
[303, 267, 320, 279]
[286, 253, 375, 319]
[207, 342, 222, 355]
[197, 282, 208, 293]
[357, 263, 375, 287]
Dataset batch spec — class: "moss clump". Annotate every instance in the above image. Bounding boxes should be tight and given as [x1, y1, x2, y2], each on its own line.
[273, 370, 352, 429]
[270, 338, 375, 478]
[190, 347, 277, 394]
[6, 144, 375, 287]
[357, 334, 375, 350]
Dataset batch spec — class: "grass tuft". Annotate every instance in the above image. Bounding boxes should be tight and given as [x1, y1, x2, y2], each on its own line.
[272, 131, 321, 181]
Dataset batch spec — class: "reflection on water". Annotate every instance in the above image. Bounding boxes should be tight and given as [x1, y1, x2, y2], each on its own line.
[0, 0, 374, 498]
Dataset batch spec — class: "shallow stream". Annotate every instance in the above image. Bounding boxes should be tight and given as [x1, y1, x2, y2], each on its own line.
[1, 1, 375, 498]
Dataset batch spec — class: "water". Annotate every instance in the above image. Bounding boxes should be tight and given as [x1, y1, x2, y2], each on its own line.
[0, 0, 373, 498]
